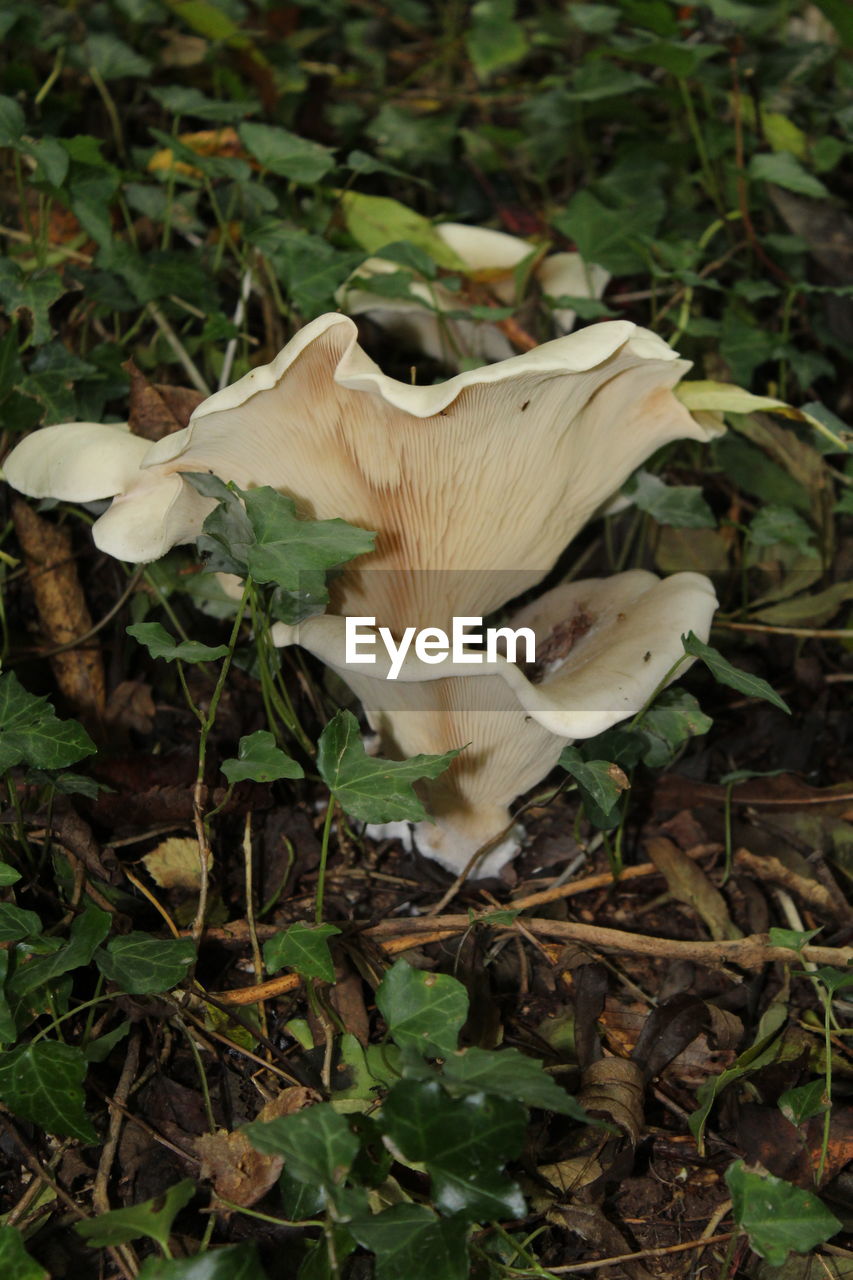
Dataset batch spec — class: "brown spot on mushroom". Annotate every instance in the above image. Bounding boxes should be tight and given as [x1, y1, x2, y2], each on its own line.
[520, 400, 530, 412]
[524, 607, 594, 683]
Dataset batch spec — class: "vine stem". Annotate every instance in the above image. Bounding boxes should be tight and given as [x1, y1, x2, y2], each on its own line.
[191, 582, 251, 946]
[315, 799, 336, 925]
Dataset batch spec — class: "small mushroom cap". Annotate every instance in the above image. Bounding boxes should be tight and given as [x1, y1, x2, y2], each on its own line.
[273, 568, 717, 875]
[337, 224, 610, 366]
[3, 422, 149, 502]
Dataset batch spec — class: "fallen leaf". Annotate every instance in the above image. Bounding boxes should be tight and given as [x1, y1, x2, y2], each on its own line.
[196, 1086, 320, 1206]
[143, 837, 210, 892]
[12, 500, 105, 725]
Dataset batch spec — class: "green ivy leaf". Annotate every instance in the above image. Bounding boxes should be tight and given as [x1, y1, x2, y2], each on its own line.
[350, 1205, 470, 1280]
[0, 262, 66, 347]
[317, 710, 461, 824]
[634, 689, 713, 768]
[778, 1080, 829, 1127]
[0, 95, 25, 147]
[242, 487, 375, 592]
[749, 151, 829, 199]
[626, 470, 716, 529]
[552, 189, 658, 275]
[126, 621, 229, 665]
[263, 922, 341, 982]
[0, 1225, 49, 1279]
[136, 1243, 268, 1279]
[75, 1180, 195, 1249]
[0, 904, 42, 944]
[559, 747, 629, 820]
[466, 0, 529, 81]
[245, 1101, 359, 1188]
[0, 1041, 97, 1142]
[441, 1046, 588, 1119]
[0, 863, 21, 886]
[726, 1160, 841, 1264]
[747, 505, 816, 557]
[381, 1078, 526, 1221]
[80, 33, 153, 79]
[375, 959, 468, 1058]
[8, 902, 111, 999]
[239, 122, 335, 184]
[682, 633, 791, 714]
[96, 934, 196, 995]
[149, 86, 258, 121]
[221, 731, 304, 785]
[0, 672, 96, 772]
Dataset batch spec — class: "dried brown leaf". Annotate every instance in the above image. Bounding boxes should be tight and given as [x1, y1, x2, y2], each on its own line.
[196, 1086, 320, 1207]
[645, 836, 742, 942]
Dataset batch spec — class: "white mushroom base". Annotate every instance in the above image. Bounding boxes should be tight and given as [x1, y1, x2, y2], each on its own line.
[364, 819, 523, 879]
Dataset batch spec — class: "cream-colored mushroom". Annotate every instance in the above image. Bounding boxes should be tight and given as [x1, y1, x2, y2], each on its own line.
[272, 570, 718, 877]
[337, 222, 610, 368]
[3, 314, 720, 634]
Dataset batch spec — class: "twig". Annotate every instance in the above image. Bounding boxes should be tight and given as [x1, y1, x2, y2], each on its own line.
[545, 1230, 735, 1274]
[716, 620, 853, 639]
[218, 265, 253, 390]
[146, 301, 211, 395]
[93, 1029, 141, 1214]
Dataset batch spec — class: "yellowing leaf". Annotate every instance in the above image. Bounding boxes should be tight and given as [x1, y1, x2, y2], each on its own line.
[340, 192, 467, 271]
[676, 380, 849, 451]
[142, 837, 210, 892]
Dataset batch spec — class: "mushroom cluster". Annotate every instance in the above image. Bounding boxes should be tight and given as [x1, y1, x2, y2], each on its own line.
[4, 313, 720, 876]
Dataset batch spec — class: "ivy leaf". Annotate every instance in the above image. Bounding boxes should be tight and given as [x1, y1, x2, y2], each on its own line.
[245, 1101, 359, 1188]
[317, 710, 461, 824]
[126, 621, 229, 665]
[441, 1046, 588, 1120]
[381, 1078, 527, 1221]
[0, 1041, 97, 1142]
[0, 95, 25, 148]
[263, 922, 341, 982]
[0, 672, 96, 772]
[626, 470, 716, 529]
[239, 122, 335, 184]
[682, 633, 791, 714]
[0, 1225, 49, 1279]
[747, 505, 816, 556]
[466, 0, 529, 81]
[778, 1080, 829, 1127]
[136, 1243, 268, 1279]
[559, 747, 629, 819]
[242, 487, 375, 592]
[0, 263, 65, 346]
[221, 730, 303, 785]
[0, 904, 42, 944]
[96, 934, 196, 995]
[350, 1205, 470, 1280]
[0, 863, 21, 886]
[149, 86, 258, 122]
[634, 689, 713, 768]
[75, 1181, 195, 1249]
[749, 151, 829, 199]
[8, 902, 111, 999]
[726, 1161, 841, 1264]
[376, 959, 468, 1058]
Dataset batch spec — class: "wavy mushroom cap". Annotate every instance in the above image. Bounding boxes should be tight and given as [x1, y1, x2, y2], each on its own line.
[273, 569, 717, 875]
[3, 315, 719, 630]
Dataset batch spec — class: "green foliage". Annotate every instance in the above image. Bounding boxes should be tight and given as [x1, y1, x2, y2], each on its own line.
[682, 632, 791, 714]
[317, 709, 461, 824]
[0, 673, 96, 772]
[127, 621, 230, 664]
[221, 731, 303, 784]
[75, 1180, 196, 1249]
[0, 1226, 48, 1280]
[375, 958, 469, 1057]
[95, 933, 196, 995]
[726, 1160, 841, 1264]
[263, 922, 341, 982]
[0, 1041, 97, 1142]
